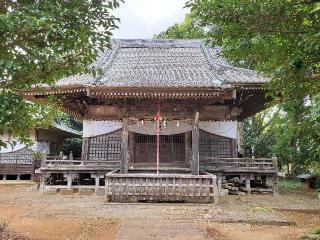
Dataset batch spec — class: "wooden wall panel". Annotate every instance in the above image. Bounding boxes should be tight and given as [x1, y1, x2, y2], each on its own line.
[87, 103, 233, 121]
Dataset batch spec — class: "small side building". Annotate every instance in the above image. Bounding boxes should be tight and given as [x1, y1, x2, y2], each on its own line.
[0, 123, 81, 181]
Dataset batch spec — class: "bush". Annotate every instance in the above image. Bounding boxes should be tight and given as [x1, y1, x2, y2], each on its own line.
[279, 179, 301, 192]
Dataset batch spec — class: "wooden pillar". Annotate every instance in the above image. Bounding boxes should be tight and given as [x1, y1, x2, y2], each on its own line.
[212, 175, 219, 204]
[246, 174, 251, 194]
[17, 174, 21, 181]
[272, 156, 279, 195]
[191, 112, 200, 175]
[39, 172, 45, 192]
[95, 173, 100, 193]
[66, 172, 72, 190]
[120, 118, 129, 174]
[3, 175, 7, 181]
[217, 173, 222, 190]
[185, 132, 191, 165]
[129, 132, 135, 164]
[81, 138, 89, 162]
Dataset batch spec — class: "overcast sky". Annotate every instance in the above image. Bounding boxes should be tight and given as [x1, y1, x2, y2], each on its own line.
[112, 0, 189, 39]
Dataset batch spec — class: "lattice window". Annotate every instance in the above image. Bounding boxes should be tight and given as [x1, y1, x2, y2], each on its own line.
[199, 130, 232, 160]
[135, 134, 184, 144]
[88, 130, 122, 161]
[0, 147, 33, 165]
[134, 133, 185, 163]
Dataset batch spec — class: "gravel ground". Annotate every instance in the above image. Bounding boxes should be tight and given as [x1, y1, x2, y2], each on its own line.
[0, 183, 319, 240]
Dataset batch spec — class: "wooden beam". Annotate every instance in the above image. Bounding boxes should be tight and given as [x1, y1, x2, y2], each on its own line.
[120, 118, 129, 174]
[191, 112, 199, 175]
[87, 103, 232, 121]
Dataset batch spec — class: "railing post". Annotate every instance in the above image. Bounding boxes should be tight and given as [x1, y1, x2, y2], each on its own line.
[120, 118, 129, 174]
[272, 156, 279, 195]
[40, 171, 45, 192]
[95, 173, 100, 193]
[66, 172, 72, 190]
[246, 173, 251, 194]
[41, 153, 47, 168]
[212, 175, 219, 204]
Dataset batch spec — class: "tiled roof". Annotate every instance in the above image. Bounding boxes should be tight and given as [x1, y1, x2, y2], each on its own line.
[53, 122, 82, 136]
[57, 39, 268, 88]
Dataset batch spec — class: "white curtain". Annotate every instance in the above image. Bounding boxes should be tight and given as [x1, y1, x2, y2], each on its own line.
[82, 120, 238, 139]
[199, 121, 237, 139]
[32, 141, 50, 154]
[83, 120, 122, 137]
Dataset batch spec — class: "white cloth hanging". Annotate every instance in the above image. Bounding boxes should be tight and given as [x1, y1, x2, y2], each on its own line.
[199, 121, 237, 139]
[82, 119, 238, 139]
[83, 120, 123, 137]
[32, 141, 50, 154]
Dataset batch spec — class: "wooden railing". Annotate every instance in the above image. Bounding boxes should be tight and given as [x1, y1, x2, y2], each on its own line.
[200, 157, 277, 173]
[105, 171, 218, 203]
[42, 157, 120, 169]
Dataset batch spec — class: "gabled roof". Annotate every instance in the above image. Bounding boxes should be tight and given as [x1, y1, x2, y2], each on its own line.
[57, 39, 268, 88]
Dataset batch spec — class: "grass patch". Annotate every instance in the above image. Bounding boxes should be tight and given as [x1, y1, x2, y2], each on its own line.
[299, 226, 320, 240]
[279, 179, 301, 192]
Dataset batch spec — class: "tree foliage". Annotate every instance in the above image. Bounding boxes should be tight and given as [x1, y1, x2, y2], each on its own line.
[0, 0, 121, 146]
[157, 6, 320, 175]
[243, 98, 320, 175]
[186, 0, 320, 100]
[154, 13, 205, 39]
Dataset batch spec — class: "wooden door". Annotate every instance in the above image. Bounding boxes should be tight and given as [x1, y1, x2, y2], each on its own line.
[133, 133, 185, 164]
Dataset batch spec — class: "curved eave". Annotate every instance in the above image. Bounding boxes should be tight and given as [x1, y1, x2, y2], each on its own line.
[21, 84, 265, 100]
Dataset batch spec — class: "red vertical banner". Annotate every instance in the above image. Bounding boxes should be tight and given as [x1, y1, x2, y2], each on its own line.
[156, 100, 161, 174]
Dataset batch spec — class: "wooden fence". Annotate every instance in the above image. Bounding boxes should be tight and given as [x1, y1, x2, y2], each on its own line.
[200, 157, 277, 173]
[105, 171, 218, 203]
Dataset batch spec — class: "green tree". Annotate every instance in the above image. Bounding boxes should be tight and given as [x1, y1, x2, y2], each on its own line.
[186, 0, 320, 100]
[0, 0, 122, 146]
[154, 13, 205, 39]
[243, 109, 277, 158]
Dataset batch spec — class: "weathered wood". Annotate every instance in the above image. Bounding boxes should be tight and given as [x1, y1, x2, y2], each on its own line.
[191, 112, 199, 175]
[87, 103, 234, 121]
[272, 157, 279, 195]
[40, 172, 45, 192]
[95, 173, 100, 193]
[120, 119, 129, 174]
[105, 172, 218, 203]
[185, 132, 191, 164]
[66, 172, 72, 189]
[246, 173, 251, 194]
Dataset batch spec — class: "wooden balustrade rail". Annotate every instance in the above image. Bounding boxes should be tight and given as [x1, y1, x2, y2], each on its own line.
[200, 157, 277, 173]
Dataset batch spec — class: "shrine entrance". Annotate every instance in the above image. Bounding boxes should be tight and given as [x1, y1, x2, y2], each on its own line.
[132, 133, 188, 165]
